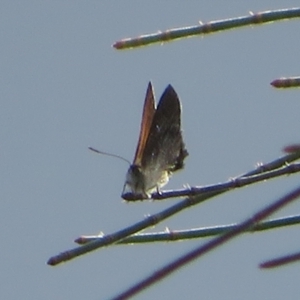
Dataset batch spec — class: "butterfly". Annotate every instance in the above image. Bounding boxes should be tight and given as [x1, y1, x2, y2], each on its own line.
[122, 82, 188, 201]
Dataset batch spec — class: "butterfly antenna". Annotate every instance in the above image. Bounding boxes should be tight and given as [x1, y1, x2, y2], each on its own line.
[88, 147, 131, 165]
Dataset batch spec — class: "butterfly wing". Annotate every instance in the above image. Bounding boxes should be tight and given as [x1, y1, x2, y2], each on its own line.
[140, 84, 188, 191]
[133, 82, 156, 166]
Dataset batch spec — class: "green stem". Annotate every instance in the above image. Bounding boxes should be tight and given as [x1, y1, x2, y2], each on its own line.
[47, 152, 300, 266]
[271, 76, 300, 88]
[114, 8, 300, 50]
[76, 214, 300, 244]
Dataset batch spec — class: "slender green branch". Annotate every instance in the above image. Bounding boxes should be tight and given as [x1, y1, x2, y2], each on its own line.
[111, 186, 300, 300]
[271, 76, 300, 88]
[150, 162, 300, 200]
[113, 7, 300, 50]
[47, 152, 300, 266]
[75, 214, 300, 245]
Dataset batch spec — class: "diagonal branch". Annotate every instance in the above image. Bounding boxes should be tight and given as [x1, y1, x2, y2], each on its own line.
[114, 8, 300, 50]
[111, 186, 300, 300]
[271, 76, 300, 88]
[47, 151, 300, 266]
[75, 214, 300, 245]
[149, 162, 300, 200]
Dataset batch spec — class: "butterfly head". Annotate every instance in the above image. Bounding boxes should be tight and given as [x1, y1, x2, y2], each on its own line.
[122, 162, 172, 201]
[122, 164, 149, 200]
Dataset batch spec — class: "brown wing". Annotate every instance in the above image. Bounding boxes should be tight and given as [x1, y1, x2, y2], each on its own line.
[133, 82, 156, 166]
[141, 84, 188, 173]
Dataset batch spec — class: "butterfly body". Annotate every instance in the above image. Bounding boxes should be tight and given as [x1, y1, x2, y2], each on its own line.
[122, 82, 188, 201]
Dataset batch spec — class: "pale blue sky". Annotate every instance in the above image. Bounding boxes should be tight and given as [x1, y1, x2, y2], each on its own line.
[1, 2, 300, 299]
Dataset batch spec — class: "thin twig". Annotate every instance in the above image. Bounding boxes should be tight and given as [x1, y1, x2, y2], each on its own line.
[260, 251, 300, 269]
[111, 186, 300, 300]
[113, 8, 300, 50]
[149, 162, 300, 200]
[271, 76, 300, 88]
[47, 152, 300, 266]
[75, 214, 300, 244]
